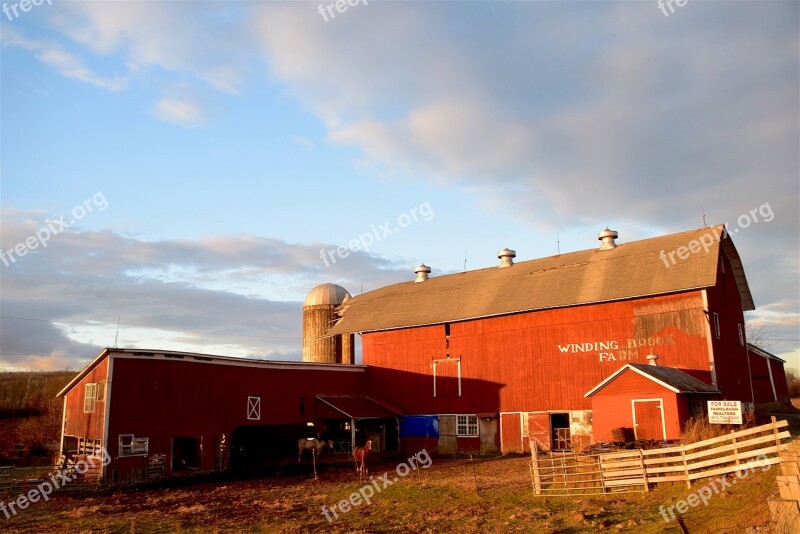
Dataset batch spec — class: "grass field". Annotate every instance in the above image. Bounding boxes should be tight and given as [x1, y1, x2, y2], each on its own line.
[1, 452, 780, 533]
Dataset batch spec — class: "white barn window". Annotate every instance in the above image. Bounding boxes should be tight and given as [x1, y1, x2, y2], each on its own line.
[84, 383, 98, 413]
[457, 415, 478, 436]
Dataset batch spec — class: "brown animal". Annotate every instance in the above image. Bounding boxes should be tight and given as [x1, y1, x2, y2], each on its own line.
[297, 437, 332, 462]
[353, 440, 372, 479]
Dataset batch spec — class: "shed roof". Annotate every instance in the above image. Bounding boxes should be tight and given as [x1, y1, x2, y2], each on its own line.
[584, 363, 720, 397]
[57, 348, 366, 397]
[330, 226, 753, 334]
[315, 395, 403, 419]
[747, 343, 786, 363]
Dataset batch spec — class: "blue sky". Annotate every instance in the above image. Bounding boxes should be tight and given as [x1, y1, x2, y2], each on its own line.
[1, 1, 798, 372]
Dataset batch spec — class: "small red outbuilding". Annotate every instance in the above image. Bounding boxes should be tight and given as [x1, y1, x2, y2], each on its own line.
[585, 362, 720, 442]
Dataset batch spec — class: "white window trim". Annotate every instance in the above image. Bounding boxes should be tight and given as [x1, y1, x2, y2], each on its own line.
[432, 358, 462, 398]
[456, 414, 478, 437]
[84, 383, 98, 413]
[247, 396, 261, 420]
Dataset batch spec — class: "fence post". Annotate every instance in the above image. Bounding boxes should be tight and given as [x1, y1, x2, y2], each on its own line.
[531, 440, 542, 495]
[771, 416, 782, 451]
[731, 430, 741, 476]
[639, 450, 649, 492]
[681, 445, 691, 489]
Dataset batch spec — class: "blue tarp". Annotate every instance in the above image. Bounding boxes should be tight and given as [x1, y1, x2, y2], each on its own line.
[400, 416, 439, 438]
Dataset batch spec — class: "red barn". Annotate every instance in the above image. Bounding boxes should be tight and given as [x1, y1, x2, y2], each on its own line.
[57, 226, 792, 482]
[330, 226, 788, 453]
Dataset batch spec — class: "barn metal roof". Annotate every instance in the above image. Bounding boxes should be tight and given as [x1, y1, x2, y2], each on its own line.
[329, 225, 754, 335]
[57, 348, 366, 397]
[315, 395, 403, 419]
[584, 363, 721, 397]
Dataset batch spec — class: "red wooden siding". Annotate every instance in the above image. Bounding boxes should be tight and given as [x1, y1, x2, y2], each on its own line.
[500, 413, 522, 453]
[770, 360, 791, 404]
[63, 357, 109, 446]
[105, 356, 366, 474]
[749, 352, 777, 403]
[704, 250, 753, 401]
[362, 290, 724, 415]
[528, 413, 550, 451]
[633, 401, 664, 440]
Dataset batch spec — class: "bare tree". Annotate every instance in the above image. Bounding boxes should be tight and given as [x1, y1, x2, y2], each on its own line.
[744, 312, 776, 350]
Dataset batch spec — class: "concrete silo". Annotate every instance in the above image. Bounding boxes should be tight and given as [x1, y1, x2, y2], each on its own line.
[302, 283, 354, 364]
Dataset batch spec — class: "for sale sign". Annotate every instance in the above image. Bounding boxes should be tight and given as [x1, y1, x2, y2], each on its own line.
[707, 400, 743, 425]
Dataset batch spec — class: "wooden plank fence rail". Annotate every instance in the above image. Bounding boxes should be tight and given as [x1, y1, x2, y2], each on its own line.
[531, 418, 790, 496]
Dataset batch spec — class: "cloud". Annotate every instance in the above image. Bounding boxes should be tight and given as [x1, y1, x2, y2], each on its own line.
[48, 2, 252, 94]
[152, 97, 205, 127]
[1, 25, 128, 91]
[0, 211, 419, 370]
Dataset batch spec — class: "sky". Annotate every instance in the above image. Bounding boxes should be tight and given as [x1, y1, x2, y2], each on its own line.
[0, 1, 798, 373]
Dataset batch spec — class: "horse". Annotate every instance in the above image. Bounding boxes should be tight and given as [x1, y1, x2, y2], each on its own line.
[353, 440, 372, 479]
[297, 437, 333, 462]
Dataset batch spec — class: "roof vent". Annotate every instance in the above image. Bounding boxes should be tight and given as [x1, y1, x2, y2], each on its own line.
[646, 353, 659, 366]
[414, 263, 431, 283]
[598, 228, 619, 250]
[497, 248, 516, 268]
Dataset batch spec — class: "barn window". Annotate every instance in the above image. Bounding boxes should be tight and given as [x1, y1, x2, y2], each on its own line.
[713, 313, 721, 339]
[84, 383, 98, 413]
[738, 323, 745, 346]
[247, 396, 261, 420]
[119, 434, 148, 456]
[456, 415, 478, 437]
[432, 359, 461, 398]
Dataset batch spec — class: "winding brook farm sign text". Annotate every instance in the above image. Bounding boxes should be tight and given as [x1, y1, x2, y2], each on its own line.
[557, 335, 676, 362]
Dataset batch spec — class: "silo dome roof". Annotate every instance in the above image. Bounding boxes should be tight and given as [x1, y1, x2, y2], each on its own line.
[304, 283, 351, 307]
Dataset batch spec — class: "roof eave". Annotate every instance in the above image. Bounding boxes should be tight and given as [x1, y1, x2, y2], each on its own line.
[56, 347, 110, 397]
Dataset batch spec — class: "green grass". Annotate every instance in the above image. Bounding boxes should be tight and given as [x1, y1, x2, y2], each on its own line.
[1, 455, 780, 533]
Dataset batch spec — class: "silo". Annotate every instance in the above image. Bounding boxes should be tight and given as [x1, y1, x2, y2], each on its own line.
[302, 283, 354, 364]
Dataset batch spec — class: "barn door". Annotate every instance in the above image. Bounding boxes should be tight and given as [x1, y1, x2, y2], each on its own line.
[438, 415, 457, 454]
[632, 399, 665, 440]
[479, 417, 497, 454]
[500, 413, 522, 453]
[528, 413, 551, 452]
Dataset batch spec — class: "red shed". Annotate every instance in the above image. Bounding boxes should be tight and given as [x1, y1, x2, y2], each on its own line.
[747, 344, 791, 404]
[585, 361, 720, 441]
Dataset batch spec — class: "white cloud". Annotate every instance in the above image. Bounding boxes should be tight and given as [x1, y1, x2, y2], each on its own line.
[1, 26, 128, 91]
[152, 97, 205, 127]
[0, 211, 418, 370]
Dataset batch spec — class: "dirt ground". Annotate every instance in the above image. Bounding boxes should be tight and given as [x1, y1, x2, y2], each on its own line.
[1, 452, 782, 533]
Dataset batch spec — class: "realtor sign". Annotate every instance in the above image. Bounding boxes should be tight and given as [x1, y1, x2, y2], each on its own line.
[707, 400, 743, 425]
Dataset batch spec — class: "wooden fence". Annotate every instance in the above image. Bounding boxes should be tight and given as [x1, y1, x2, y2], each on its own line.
[0, 456, 103, 495]
[531, 417, 790, 496]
